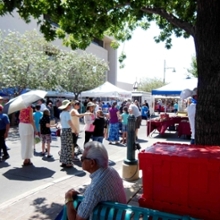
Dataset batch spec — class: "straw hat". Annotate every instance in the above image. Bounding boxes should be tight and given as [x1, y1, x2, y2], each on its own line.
[58, 100, 71, 110]
[87, 102, 96, 107]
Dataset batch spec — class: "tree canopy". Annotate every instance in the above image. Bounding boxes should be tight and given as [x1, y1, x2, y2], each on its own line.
[1, 1, 220, 145]
[0, 1, 196, 50]
[139, 78, 165, 92]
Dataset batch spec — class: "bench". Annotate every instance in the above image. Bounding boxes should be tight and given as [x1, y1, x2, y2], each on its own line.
[56, 195, 199, 220]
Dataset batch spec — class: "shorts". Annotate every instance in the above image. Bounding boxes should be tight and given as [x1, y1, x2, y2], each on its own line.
[135, 116, 142, 129]
[41, 134, 52, 144]
[122, 124, 128, 132]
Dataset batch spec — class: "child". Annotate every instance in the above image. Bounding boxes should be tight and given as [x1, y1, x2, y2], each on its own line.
[120, 106, 129, 144]
[92, 110, 106, 143]
[33, 105, 43, 150]
[40, 109, 56, 158]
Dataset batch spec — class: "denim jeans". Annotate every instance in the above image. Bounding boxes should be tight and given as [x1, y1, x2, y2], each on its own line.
[0, 129, 8, 157]
[92, 136, 104, 143]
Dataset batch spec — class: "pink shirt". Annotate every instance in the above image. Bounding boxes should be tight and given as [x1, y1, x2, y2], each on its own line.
[19, 106, 32, 123]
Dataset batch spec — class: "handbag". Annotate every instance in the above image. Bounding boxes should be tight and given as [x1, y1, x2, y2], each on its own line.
[34, 136, 41, 144]
[56, 129, 61, 137]
[85, 124, 95, 132]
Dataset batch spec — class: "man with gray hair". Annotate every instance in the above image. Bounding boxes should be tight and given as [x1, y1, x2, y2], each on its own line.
[64, 141, 126, 220]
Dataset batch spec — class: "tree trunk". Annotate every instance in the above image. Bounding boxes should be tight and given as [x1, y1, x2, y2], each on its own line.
[194, 0, 220, 145]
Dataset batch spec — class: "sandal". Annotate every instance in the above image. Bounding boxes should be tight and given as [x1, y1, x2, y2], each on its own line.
[22, 162, 33, 166]
[65, 164, 73, 168]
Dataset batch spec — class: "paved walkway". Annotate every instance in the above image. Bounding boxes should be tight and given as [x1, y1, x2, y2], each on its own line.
[0, 121, 190, 220]
[0, 171, 142, 220]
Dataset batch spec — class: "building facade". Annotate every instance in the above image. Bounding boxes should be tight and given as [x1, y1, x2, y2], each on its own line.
[0, 12, 117, 85]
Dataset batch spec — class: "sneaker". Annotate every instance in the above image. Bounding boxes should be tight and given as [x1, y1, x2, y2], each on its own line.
[47, 155, 53, 158]
[41, 152, 45, 156]
[2, 155, 10, 160]
[72, 156, 80, 162]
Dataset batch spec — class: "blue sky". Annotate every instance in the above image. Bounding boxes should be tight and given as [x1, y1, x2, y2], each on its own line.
[117, 24, 196, 84]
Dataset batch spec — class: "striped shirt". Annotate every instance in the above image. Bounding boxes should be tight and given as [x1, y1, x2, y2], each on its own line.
[77, 166, 126, 219]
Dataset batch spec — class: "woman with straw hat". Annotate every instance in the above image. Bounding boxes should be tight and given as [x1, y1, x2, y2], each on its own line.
[59, 100, 76, 168]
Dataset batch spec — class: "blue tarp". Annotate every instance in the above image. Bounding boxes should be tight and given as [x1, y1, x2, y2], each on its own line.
[151, 78, 198, 96]
[0, 87, 30, 96]
[0, 92, 7, 97]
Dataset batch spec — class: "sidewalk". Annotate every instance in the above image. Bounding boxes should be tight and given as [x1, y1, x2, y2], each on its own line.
[0, 121, 189, 220]
[0, 167, 143, 220]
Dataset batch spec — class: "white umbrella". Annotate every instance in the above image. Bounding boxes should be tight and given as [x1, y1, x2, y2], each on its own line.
[3, 90, 47, 114]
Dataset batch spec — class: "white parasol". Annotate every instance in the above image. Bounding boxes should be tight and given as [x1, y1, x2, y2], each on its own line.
[3, 90, 47, 114]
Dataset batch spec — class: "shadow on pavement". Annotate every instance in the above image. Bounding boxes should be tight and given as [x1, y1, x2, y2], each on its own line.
[34, 151, 43, 157]
[3, 166, 56, 181]
[61, 168, 86, 177]
[151, 132, 191, 143]
[0, 161, 10, 168]
[42, 157, 56, 163]
[29, 197, 63, 220]
[137, 139, 148, 143]
[124, 178, 142, 203]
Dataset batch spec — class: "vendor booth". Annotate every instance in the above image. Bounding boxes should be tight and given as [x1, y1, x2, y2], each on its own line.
[81, 81, 131, 99]
[151, 77, 198, 96]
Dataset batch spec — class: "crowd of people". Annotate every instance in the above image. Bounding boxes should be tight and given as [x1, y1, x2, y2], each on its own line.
[0, 95, 149, 165]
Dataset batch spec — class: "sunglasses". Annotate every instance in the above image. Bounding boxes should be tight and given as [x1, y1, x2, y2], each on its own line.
[81, 156, 93, 162]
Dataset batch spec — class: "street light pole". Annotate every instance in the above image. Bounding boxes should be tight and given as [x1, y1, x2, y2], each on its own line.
[163, 60, 166, 84]
[163, 60, 176, 84]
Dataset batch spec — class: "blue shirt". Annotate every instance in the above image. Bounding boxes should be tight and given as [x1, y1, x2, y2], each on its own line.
[33, 111, 43, 132]
[60, 111, 71, 128]
[174, 103, 178, 110]
[0, 113, 10, 130]
[141, 106, 149, 117]
[121, 112, 129, 125]
[77, 167, 126, 219]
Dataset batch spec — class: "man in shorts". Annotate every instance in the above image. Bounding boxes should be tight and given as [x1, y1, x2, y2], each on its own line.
[128, 102, 142, 140]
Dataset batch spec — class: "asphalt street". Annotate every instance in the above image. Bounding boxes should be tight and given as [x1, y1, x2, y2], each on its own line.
[0, 121, 190, 207]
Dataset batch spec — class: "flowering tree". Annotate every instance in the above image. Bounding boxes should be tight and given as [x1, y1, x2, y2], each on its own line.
[0, 30, 108, 98]
[0, 30, 59, 95]
[55, 51, 109, 99]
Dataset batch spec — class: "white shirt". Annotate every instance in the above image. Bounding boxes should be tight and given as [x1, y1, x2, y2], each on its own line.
[40, 103, 47, 112]
[128, 104, 141, 118]
[187, 103, 196, 139]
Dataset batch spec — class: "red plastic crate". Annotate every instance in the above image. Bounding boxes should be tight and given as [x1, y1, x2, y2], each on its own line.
[138, 142, 220, 220]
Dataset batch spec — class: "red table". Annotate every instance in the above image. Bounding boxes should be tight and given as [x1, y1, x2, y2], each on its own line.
[146, 116, 188, 136]
[177, 121, 191, 137]
[139, 142, 220, 220]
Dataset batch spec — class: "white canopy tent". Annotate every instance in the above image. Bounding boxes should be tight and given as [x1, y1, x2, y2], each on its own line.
[81, 81, 132, 99]
[151, 78, 198, 96]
